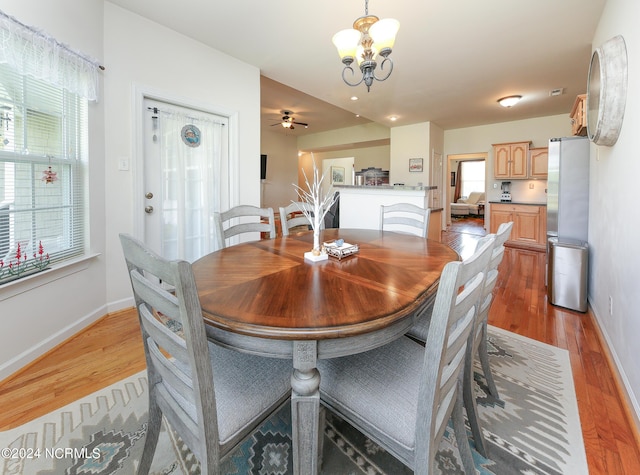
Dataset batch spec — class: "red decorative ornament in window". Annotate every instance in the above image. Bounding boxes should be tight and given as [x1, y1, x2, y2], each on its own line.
[41, 165, 58, 184]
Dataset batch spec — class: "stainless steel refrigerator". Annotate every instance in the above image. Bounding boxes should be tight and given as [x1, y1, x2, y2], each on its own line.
[546, 136, 590, 312]
[547, 136, 590, 241]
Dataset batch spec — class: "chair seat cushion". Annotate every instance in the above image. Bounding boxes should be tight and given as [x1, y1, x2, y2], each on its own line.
[318, 336, 425, 465]
[173, 341, 291, 447]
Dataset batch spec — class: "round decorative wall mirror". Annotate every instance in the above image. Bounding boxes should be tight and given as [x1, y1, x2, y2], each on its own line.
[587, 35, 628, 146]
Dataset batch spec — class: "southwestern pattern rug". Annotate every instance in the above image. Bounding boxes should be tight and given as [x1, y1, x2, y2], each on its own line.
[0, 326, 587, 474]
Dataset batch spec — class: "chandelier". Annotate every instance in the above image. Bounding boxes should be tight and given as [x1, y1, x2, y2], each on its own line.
[332, 0, 399, 92]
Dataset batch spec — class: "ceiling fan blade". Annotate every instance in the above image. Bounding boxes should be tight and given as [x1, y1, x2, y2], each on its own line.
[292, 121, 308, 127]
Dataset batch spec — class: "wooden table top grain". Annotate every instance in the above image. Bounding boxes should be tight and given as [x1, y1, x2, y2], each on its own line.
[193, 228, 459, 340]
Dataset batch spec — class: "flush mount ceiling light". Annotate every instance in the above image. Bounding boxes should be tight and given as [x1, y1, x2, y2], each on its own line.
[332, 0, 399, 92]
[498, 95, 522, 107]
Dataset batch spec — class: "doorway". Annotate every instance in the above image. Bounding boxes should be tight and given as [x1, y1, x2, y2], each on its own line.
[140, 97, 230, 261]
[447, 152, 487, 227]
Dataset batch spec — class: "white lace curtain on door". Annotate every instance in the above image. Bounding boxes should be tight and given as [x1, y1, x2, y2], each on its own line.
[158, 108, 223, 262]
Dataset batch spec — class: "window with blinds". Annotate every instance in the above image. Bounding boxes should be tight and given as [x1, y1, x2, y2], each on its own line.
[0, 63, 87, 269]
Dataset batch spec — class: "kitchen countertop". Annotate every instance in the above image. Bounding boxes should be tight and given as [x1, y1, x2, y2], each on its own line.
[489, 200, 547, 206]
[336, 185, 437, 191]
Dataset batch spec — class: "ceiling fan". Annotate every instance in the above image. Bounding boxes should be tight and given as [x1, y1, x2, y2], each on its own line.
[271, 110, 308, 130]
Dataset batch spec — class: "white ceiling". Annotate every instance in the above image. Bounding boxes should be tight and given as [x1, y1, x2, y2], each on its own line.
[107, 0, 606, 136]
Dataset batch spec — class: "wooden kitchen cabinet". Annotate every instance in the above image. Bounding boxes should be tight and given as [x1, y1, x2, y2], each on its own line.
[490, 202, 546, 250]
[570, 94, 587, 136]
[428, 208, 443, 242]
[493, 141, 530, 179]
[529, 147, 548, 179]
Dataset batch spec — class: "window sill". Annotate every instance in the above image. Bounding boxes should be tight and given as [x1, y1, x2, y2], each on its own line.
[0, 253, 101, 302]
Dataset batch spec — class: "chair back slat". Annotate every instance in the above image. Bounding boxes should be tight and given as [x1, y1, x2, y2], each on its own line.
[223, 221, 274, 239]
[130, 270, 180, 318]
[137, 302, 189, 362]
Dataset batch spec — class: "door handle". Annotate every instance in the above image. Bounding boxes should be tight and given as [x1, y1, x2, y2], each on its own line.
[145, 206, 154, 214]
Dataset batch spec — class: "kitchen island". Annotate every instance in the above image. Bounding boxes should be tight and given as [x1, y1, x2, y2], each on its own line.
[336, 185, 442, 241]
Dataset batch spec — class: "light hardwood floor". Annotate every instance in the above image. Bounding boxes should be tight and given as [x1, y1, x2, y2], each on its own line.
[1, 219, 639, 474]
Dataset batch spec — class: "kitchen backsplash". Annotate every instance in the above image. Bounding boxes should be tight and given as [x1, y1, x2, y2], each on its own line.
[487, 179, 548, 203]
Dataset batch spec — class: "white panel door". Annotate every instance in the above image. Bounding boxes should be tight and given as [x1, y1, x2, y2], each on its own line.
[142, 98, 229, 261]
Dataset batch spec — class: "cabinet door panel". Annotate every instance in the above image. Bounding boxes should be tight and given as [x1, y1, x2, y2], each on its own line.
[529, 148, 548, 179]
[490, 208, 513, 234]
[510, 144, 528, 178]
[514, 210, 540, 243]
[494, 145, 511, 178]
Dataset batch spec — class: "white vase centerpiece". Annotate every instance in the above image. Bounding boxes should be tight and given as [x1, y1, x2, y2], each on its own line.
[292, 160, 337, 262]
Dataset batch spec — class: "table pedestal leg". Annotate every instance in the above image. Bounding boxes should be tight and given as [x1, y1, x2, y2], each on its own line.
[291, 340, 320, 475]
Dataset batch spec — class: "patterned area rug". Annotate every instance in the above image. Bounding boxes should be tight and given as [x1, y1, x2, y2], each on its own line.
[0, 326, 587, 474]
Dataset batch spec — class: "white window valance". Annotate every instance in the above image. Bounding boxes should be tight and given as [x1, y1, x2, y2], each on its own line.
[0, 10, 102, 101]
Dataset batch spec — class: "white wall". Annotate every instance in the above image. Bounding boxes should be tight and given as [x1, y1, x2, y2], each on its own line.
[390, 122, 432, 186]
[103, 3, 261, 309]
[0, 0, 107, 379]
[303, 145, 390, 174]
[321, 157, 354, 198]
[297, 122, 390, 152]
[260, 129, 299, 210]
[588, 0, 640, 423]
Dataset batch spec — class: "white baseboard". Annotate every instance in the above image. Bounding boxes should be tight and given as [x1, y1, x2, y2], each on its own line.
[589, 301, 640, 437]
[0, 305, 107, 381]
[107, 296, 135, 314]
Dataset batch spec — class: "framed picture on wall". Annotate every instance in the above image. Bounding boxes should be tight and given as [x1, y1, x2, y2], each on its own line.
[331, 166, 345, 184]
[409, 158, 423, 172]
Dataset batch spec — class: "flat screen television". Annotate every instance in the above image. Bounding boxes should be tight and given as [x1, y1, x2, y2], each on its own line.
[260, 154, 267, 180]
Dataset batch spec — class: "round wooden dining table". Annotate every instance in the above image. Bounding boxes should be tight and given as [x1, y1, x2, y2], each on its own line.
[192, 228, 458, 475]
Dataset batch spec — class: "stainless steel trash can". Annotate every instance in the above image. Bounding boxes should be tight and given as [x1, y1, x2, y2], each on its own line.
[547, 237, 588, 312]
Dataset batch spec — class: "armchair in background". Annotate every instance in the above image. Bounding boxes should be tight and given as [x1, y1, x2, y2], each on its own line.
[451, 191, 485, 216]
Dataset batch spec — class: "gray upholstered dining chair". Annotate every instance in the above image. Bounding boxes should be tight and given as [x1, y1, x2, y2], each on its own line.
[279, 201, 317, 236]
[119, 234, 291, 474]
[461, 221, 513, 456]
[407, 222, 513, 458]
[380, 202, 430, 238]
[213, 205, 276, 249]
[317, 235, 495, 474]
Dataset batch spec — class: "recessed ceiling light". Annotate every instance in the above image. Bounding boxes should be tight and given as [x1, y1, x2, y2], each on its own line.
[389, 116, 398, 121]
[355, 114, 360, 118]
[497, 95, 522, 107]
[350, 96, 359, 101]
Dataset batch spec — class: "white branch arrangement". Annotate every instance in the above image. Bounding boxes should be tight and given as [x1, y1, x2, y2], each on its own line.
[292, 160, 337, 256]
